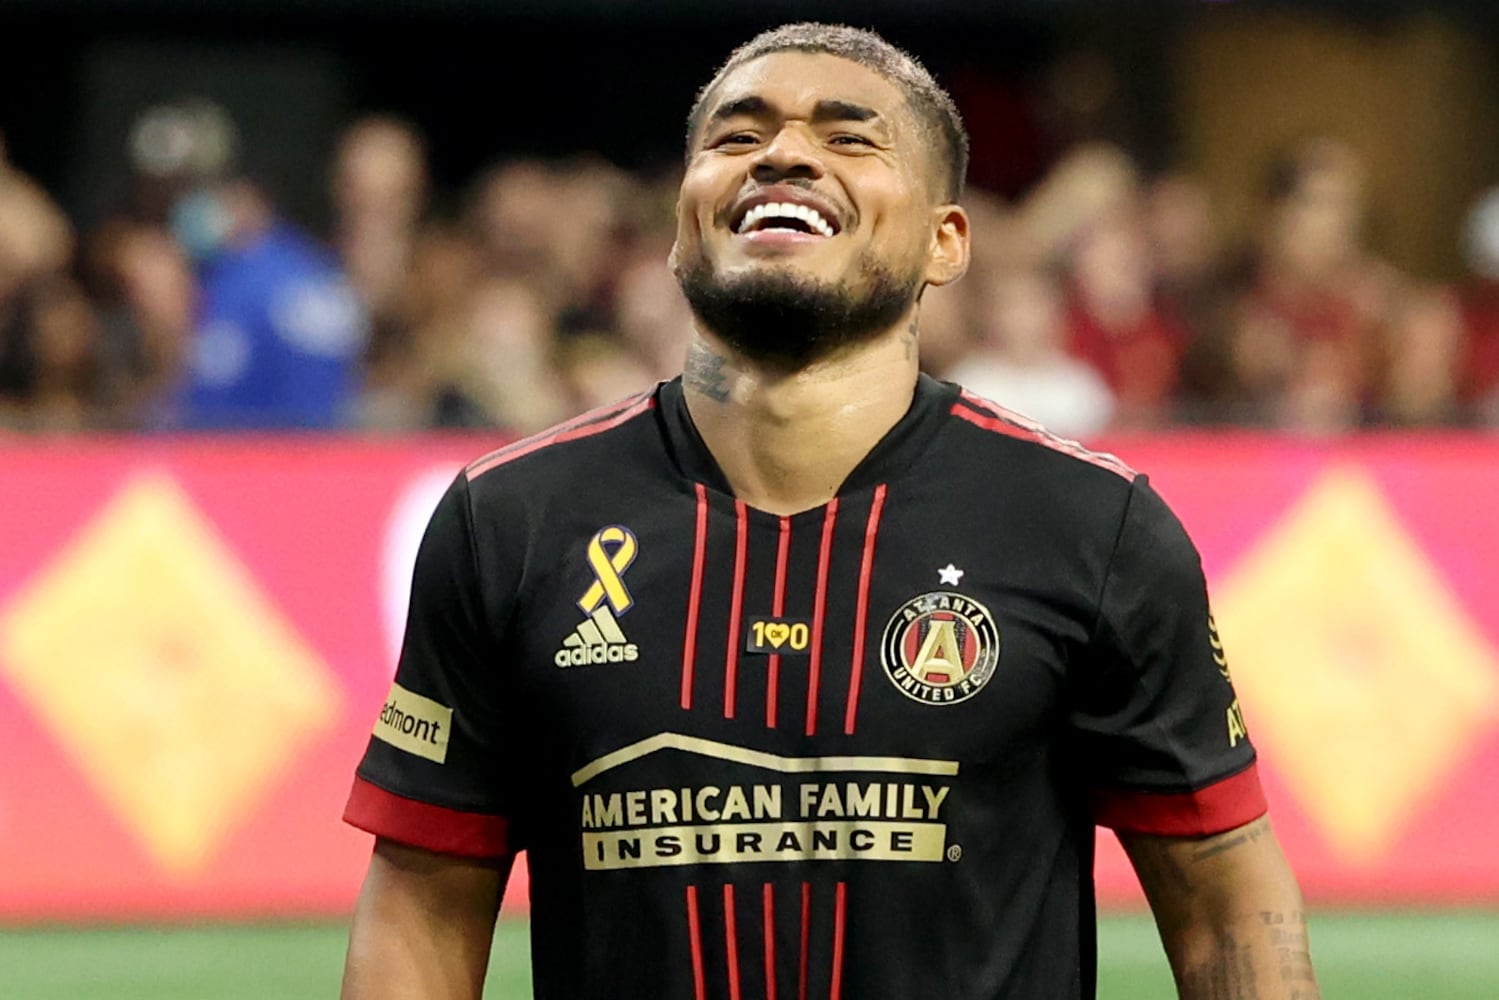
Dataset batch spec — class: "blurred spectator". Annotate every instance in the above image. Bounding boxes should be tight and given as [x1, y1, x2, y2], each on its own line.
[0, 133, 84, 427]
[328, 115, 456, 430]
[22, 278, 110, 430]
[0, 133, 74, 294]
[1149, 173, 1220, 299]
[1230, 137, 1400, 432]
[1376, 285, 1464, 427]
[1005, 143, 1184, 427]
[10, 93, 1499, 436]
[614, 237, 695, 383]
[1015, 143, 1138, 264]
[1062, 200, 1186, 428]
[1148, 173, 1244, 425]
[129, 99, 368, 429]
[1458, 188, 1499, 425]
[550, 159, 639, 333]
[470, 160, 566, 300]
[80, 220, 198, 426]
[556, 333, 658, 414]
[330, 116, 429, 339]
[947, 269, 1114, 439]
[356, 224, 489, 430]
[1148, 172, 1229, 342]
[458, 278, 568, 434]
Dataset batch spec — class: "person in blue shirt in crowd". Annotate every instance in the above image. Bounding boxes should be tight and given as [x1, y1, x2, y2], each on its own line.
[135, 99, 368, 429]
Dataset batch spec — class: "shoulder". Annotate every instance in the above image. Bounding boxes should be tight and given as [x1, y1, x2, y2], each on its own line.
[944, 383, 1138, 486]
[463, 388, 661, 495]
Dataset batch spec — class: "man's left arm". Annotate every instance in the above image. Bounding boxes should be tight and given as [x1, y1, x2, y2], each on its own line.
[1074, 477, 1319, 998]
[1121, 816, 1319, 1000]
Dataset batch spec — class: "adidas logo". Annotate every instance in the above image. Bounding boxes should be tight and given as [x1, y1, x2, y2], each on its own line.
[554, 606, 640, 668]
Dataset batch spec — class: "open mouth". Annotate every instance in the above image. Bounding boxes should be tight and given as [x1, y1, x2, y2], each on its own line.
[732, 201, 839, 239]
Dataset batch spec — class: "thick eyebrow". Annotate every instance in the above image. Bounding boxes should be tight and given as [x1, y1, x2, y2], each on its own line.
[810, 100, 880, 126]
[705, 96, 884, 128]
[706, 96, 770, 126]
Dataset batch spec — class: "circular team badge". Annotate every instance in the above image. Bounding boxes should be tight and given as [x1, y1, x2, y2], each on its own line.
[880, 592, 1001, 705]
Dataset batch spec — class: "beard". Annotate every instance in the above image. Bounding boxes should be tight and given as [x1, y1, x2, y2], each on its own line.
[677, 251, 921, 368]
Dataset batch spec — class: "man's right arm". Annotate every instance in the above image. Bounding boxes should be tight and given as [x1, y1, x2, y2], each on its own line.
[342, 838, 511, 1000]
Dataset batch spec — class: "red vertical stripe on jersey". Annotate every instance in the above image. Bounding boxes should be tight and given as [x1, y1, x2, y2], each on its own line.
[797, 882, 812, 1000]
[829, 882, 848, 1000]
[762, 883, 777, 1000]
[843, 485, 886, 735]
[681, 484, 710, 710]
[687, 885, 707, 1000]
[723, 883, 742, 1000]
[805, 500, 839, 736]
[724, 500, 749, 719]
[766, 516, 791, 729]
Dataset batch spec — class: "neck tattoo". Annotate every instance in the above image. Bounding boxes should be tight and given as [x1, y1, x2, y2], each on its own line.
[684, 345, 731, 403]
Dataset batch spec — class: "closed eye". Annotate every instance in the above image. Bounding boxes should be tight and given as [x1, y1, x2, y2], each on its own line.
[712, 132, 760, 148]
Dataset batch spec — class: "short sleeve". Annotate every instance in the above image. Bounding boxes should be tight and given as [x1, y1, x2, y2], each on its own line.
[1068, 476, 1267, 836]
[343, 475, 518, 859]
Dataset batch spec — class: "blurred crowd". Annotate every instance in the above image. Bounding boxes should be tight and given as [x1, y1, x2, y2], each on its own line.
[3, 101, 1499, 437]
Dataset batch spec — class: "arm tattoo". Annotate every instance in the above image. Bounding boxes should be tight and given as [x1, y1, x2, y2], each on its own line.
[1189, 817, 1269, 865]
[1176, 910, 1319, 1000]
[1179, 929, 1257, 999]
[684, 345, 730, 403]
[1130, 819, 1320, 998]
[1259, 912, 1317, 995]
[1138, 817, 1274, 898]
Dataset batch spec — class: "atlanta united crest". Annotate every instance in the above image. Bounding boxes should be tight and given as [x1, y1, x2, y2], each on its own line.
[880, 592, 1001, 705]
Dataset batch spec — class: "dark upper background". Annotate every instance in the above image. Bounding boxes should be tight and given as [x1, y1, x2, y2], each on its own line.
[4, 0, 1491, 234]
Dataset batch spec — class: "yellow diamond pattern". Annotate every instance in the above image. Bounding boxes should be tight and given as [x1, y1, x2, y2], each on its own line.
[1215, 466, 1499, 865]
[0, 475, 340, 875]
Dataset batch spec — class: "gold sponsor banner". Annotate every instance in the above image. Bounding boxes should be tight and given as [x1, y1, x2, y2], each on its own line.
[583, 821, 947, 870]
[373, 683, 452, 764]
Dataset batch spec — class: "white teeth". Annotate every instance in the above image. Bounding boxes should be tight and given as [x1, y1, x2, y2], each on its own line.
[736, 201, 836, 237]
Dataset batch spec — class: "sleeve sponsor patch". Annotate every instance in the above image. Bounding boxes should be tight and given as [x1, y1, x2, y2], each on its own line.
[373, 682, 453, 764]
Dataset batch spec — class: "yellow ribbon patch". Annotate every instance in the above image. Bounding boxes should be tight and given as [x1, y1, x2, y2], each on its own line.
[578, 525, 638, 615]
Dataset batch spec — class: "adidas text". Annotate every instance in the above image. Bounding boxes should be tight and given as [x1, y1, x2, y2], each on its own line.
[556, 644, 639, 667]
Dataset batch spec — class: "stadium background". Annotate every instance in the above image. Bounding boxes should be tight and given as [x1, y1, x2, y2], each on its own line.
[3, 0, 1499, 996]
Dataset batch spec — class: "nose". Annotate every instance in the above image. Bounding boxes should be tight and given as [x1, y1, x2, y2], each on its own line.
[750, 124, 824, 184]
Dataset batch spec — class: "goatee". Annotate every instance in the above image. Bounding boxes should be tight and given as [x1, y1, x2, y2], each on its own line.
[677, 255, 919, 368]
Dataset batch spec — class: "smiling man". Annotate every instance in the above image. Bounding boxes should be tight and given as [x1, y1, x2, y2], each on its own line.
[341, 24, 1318, 1000]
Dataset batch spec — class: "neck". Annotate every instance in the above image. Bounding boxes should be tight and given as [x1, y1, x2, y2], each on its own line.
[681, 315, 920, 515]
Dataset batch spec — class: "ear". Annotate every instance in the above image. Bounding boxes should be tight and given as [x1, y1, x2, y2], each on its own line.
[667, 192, 687, 277]
[923, 204, 970, 288]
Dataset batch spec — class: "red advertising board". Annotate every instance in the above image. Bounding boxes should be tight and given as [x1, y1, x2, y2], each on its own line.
[1, 433, 1496, 920]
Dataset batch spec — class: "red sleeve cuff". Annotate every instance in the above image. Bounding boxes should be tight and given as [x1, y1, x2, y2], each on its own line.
[1090, 761, 1268, 836]
[343, 776, 511, 859]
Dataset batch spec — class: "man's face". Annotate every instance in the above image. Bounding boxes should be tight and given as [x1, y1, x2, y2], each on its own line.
[672, 51, 959, 365]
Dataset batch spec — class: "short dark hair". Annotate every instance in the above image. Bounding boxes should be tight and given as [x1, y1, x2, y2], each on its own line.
[686, 23, 969, 202]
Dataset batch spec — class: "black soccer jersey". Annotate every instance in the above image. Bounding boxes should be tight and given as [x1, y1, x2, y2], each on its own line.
[346, 374, 1266, 1000]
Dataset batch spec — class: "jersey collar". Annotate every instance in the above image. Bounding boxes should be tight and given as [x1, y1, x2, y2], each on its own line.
[656, 372, 957, 500]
